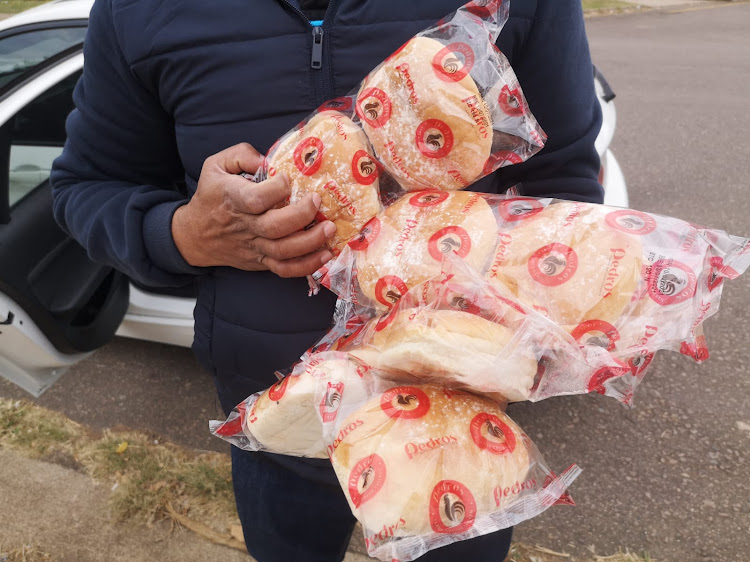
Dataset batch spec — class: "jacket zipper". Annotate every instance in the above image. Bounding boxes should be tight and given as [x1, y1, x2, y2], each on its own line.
[277, 0, 339, 105]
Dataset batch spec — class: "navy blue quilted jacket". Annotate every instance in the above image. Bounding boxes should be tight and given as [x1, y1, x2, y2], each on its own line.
[51, 0, 602, 414]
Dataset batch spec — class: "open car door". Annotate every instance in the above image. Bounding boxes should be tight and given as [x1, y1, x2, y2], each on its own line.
[0, 28, 129, 396]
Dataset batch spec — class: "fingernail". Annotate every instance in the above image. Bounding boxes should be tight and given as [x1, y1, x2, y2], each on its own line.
[312, 193, 322, 208]
[323, 221, 336, 237]
[320, 251, 333, 264]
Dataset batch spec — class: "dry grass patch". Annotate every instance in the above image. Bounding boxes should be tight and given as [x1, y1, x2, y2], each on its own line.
[0, 1, 48, 15]
[0, 544, 51, 562]
[0, 398, 239, 547]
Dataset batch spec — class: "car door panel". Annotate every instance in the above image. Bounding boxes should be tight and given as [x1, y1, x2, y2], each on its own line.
[0, 51, 129, 395]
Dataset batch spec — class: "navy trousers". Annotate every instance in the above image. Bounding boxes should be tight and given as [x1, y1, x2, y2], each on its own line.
[230, 447, 513, 561]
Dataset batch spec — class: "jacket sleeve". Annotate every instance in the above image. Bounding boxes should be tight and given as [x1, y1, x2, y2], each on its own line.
[50, 0, 204, 288]
[490, 0, 604, 204]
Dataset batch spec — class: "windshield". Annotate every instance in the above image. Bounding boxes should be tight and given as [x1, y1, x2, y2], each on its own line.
[0, 26, 86, 89]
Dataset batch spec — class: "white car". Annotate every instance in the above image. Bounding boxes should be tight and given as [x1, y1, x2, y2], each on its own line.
[0, 0, 627, 397]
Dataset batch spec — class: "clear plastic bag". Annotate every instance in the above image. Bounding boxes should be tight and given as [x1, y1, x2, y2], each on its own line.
[315, 193, 750, 404]
[251, 0, 545, 254]
[210, 352, 579, 562]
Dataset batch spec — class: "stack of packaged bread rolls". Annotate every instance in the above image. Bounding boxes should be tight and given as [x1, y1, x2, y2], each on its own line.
[215, 1, 750, 560]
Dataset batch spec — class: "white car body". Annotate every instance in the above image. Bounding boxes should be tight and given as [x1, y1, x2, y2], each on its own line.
[0, 0, 628, 396]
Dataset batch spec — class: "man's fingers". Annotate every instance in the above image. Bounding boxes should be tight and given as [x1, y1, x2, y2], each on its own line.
[210, 142, 264, 175]
[225, 172, 293, 215]
[263, 249, 333, 279]
[251, 191, 323, 239]
[254, 220, 336, 260]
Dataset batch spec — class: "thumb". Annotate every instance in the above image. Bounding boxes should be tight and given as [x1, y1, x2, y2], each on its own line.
[209, 142, 264, 175]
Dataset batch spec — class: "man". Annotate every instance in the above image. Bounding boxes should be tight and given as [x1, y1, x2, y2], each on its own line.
[51, 0, 603, 560]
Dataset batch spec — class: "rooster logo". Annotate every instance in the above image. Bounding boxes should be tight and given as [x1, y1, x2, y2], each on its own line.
[327, 100, 343, 107]
[303, 147, 318, 168]
[396, 393, 417, 406]
[359, 159, 375, 176]
[364, 101, 380, 120]
[619, 216, 645, 231]
[421, 194, 440, 204]
[440, 236, 461, 254]
[359, 466, 375, 491]
[485, 420, 506, 441]
[658, 272, 686, 296]
[585, 335, 610, 349]
[509, 202, 533, 216]
[385, 289, 402, 304]
[443, 495, 466, 525]
[452, 296, 470, 310]
[425, 132, 444, 151]
[540, 255, 566, 276]
[443, 56, 462, 74]
[324, 389, 341, 410]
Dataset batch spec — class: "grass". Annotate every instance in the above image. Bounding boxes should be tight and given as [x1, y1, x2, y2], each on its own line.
[0, 544, 51, 562]
[0, 1, 48, 15]
[0, 398, 238, 539]
[1, 399, 656, 560]
[582, 0, 637, 11]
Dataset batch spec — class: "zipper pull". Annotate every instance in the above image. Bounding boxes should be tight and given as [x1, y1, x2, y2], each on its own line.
[311, 26, 324, 69]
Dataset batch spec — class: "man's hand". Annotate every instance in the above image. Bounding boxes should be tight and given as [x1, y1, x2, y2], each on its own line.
[172, 143, 336, 277]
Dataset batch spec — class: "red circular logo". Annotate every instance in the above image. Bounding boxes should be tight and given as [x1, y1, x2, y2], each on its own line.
[319, 382, 344, 423]
[470, 413, 516, 455]
[409, 190, 450, 208]
[571, 319, 620, 352]
[432, 42, 475, 83]
[587, 365, 628, 395]
[605, 210, 657, 236]
[628, 352, 654, 377]
[497, 198, 544, 222]
[348, 454, 387, 508]
[647, 260, 697, 306]
[482, 151, 523, 175]
[498, 85, 525, 117]
[357, 88, 392, 129]
[374, 275, 409, 308]
[527, 243, 579, 287]
[416, 119, 454, 159]
[428, 226, 472, 262]
[464, 0, 502, 18]
[318, 96, 353, 112]
[293, 137, 325, 176]
[348, 217, 381, 251]
[351, 150, 380, 185]
[429, 480, 477, 534]
[380, 386, 430, 419]
[268, 376, 291, 401]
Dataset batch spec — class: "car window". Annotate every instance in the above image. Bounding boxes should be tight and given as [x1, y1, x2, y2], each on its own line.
[0, 26, 86, 90]
[8, 70, 81, 207]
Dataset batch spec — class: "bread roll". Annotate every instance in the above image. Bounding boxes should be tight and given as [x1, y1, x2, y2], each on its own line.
[244, 354, 377, 458]
[348, 308, 538, 402]
[353, 191, 498, 309]
[329, 385, 530, 539]
[486, 201, 643, 331]
[267, 111, 382, 253]
[357, 37, 493, 191]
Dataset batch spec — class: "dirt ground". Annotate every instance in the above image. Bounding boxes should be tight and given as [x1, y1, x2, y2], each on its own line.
[0, 448, 371, 562]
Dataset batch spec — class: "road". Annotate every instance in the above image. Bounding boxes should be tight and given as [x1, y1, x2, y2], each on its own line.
[2, 3, 749, 561]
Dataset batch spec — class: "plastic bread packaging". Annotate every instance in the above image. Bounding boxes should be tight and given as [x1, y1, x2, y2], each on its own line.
[312, 261, 624, 403]
[315, 192, 750, 404]
[210, 353, 580, 562]
[250, 0, 546, 255]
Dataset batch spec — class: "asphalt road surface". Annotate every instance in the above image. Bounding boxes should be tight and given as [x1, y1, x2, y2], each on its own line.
[1, 4, 749, 561]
